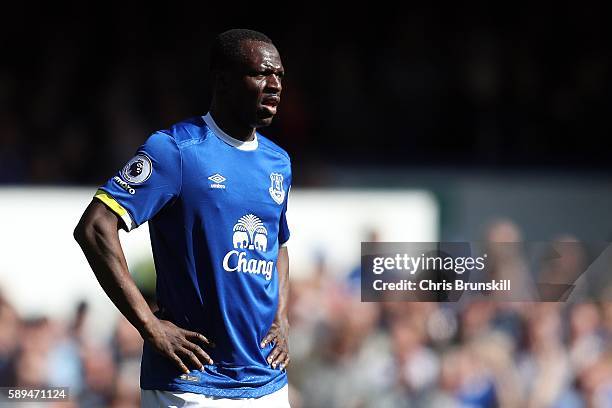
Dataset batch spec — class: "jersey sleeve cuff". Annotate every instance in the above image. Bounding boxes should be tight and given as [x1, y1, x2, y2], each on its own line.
[94, 189, 136, 231]
[280, 239, 289, 247]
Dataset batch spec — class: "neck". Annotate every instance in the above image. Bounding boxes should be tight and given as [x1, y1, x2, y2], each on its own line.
[209, 104, 255, 142]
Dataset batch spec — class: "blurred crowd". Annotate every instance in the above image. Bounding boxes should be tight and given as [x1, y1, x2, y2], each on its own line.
[1, 4, 612, 186]
[2, 220, 612, 407]
[0, 298, 142, 407]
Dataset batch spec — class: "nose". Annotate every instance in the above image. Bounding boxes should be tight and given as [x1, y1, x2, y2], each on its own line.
[265, 74, 282, 93]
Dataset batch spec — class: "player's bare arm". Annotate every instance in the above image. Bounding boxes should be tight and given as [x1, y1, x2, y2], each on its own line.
[73, 200, 214, 373]
[261, 245, 290, 370]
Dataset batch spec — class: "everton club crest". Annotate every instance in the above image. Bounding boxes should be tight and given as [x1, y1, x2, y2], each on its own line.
[269, 173, 285, 205]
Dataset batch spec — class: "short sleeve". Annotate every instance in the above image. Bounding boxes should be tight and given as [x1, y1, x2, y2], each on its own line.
[279, 183, 291, 247]
[95, 131, 181, 231]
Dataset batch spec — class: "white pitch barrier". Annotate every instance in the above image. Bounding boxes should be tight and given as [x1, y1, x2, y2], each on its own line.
[0, 187, 438, 341]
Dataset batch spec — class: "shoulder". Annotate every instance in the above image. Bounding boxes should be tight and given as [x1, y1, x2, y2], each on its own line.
[157, 116, 209, 147]
[257, 133, 291, 164]
[140, 116, 210, 161]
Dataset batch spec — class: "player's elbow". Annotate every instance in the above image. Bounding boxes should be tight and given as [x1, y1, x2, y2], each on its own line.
[73, 223, 82, 243]
[73, 202, 112, 247]
[73, 216, 93, 247]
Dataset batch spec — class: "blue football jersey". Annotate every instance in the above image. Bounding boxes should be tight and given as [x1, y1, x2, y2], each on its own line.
[95, 113, 291, 398]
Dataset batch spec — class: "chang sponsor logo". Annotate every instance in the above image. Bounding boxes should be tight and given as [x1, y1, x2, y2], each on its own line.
[222, 214, 274, 280]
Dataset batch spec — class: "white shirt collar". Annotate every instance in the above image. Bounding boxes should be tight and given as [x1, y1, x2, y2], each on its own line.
[203, 112, 258, 151]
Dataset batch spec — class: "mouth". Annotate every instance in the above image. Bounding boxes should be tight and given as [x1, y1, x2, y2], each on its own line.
[260, 95, 280, 111]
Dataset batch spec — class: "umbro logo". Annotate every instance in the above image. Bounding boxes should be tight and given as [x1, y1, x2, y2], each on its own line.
[208, 173, 226, 189]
